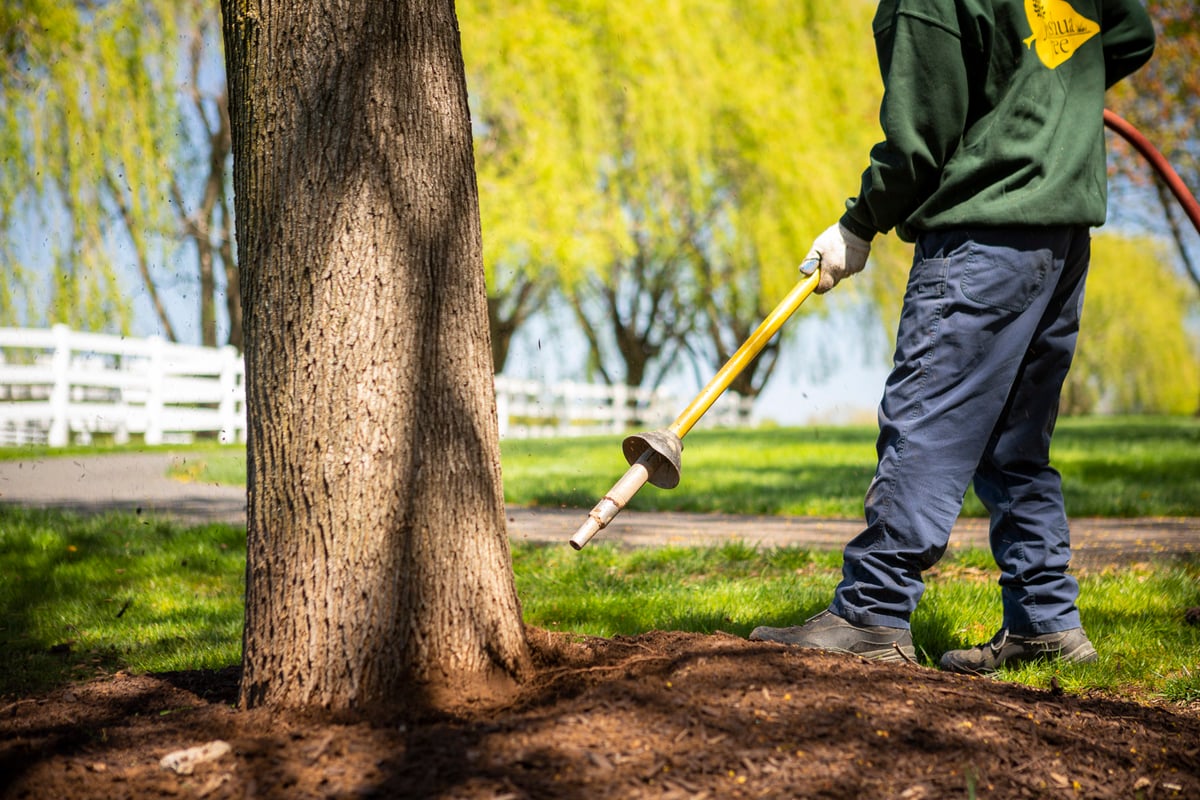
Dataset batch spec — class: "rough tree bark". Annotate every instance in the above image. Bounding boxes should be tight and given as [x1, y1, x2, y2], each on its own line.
[221, 0, 530, 712]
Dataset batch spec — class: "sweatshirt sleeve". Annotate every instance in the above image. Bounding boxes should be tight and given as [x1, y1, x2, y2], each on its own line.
[840, 5, 969, 241]
[1100, 0, 1155, 89]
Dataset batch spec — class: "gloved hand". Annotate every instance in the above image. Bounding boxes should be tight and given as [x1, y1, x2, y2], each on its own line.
[800, 223, 871, 294]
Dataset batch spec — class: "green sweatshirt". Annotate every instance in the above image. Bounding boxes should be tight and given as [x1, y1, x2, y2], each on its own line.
[840, 0, 1156, 243]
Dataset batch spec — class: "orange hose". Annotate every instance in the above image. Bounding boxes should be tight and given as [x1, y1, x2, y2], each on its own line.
[1103, 108, 1200, 236]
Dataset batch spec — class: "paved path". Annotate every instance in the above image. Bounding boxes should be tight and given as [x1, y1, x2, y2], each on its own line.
[1, 453, 1196, 565]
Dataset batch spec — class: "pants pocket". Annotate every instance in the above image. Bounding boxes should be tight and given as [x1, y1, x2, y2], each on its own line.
[961, 242, 1049, 313]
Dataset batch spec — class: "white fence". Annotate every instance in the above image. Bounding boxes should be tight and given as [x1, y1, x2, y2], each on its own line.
[0, 325, 245, 447]
[0, 326, 753, 447]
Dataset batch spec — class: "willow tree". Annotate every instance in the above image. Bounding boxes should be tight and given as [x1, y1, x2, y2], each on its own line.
[1063, 235, 1199, 414]
[1, 0, 175, 333]
[461, 0, 892, 399]
[1, 0, 239, 347]
[222, 0, 530, 711]
[674, 0, 889, 400]
[458, 1, 611, 373]
[1103, 0, 1198, 413]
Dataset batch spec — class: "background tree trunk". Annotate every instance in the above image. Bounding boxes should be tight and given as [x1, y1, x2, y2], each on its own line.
[222, 0, 530, 712]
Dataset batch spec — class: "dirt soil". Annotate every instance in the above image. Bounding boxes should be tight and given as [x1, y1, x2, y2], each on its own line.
[3, 628, 1198, 800]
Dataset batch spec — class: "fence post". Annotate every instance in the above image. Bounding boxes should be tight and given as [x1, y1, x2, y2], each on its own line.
[494, 377, 510, 439]
[218, 345, 240, 444]
[612, 383, 628, 434]
[47, 324, 71, 447]
[556, 382, 575, 436]
[145, 335, 165, 446]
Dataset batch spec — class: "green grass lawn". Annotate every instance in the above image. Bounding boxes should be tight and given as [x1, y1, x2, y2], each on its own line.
[0, 507, 245, 695]
[1, 504, 1196, 704]
[127, 415, 1200, 517]
[1, 416, 1196, 704]
[513, 540, 1200, 704]
[501, 415, 1200, 516]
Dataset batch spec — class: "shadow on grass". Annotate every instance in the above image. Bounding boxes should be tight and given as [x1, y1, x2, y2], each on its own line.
[0, 505, 245, 698]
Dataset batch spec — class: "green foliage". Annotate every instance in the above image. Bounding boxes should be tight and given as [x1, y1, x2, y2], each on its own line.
[1, 0, 188, 333]
[460, 0, 611, 287]
[0, 0, 232, 339]
[1108, 0, 1200, 212]
[459, 0, 893, 387]
[460, 0, 618, 370]
[1064, 235, 1199, 414]
[1105, 0, 1200, 388]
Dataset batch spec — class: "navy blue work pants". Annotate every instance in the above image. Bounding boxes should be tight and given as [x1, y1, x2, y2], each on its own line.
[831, 226, 1091, 635]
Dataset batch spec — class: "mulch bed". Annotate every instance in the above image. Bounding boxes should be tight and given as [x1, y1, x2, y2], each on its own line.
[3, 628, 1198, 799]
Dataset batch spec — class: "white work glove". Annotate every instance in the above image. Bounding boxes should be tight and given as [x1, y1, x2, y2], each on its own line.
[800, 223, 871, 294]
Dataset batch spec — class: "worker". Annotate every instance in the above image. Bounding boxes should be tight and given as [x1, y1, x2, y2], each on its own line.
[749, 0, 1156, 673]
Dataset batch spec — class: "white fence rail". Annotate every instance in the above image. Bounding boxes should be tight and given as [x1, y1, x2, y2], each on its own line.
[0, 326, 753, 447]
[0, 325, 245, 447]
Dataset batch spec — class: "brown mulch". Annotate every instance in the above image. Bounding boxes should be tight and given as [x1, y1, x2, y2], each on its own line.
[2, 628, 1198, 799]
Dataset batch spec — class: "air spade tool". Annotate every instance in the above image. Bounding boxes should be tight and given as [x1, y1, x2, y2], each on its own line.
[569, 110, 1200, 550]
[569, 268, 822, 550]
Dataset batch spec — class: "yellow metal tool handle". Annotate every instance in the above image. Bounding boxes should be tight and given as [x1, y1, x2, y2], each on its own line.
[668, 269, 821, 439]
[568, 269, 821, 551]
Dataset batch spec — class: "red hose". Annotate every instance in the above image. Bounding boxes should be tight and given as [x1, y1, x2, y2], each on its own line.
[1103, 107, 1200, 236]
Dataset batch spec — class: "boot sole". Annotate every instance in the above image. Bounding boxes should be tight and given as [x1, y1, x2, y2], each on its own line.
[812, 643, 916, 663]
[941, 642, 1099, 674]
[749, 631, 916, 663]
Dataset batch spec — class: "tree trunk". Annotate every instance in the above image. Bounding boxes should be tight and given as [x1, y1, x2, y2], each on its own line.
[103, 170, 178, 342]
[198, 242, 217, 347]
[569, 252, 691, 391]
[220, 188, 243, 351]
[486, 273, 544, 374]
[222, 0, 530, 712]
[696, 275, 780, 403]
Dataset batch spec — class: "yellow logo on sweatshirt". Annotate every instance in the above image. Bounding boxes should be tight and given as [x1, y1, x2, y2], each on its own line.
[1023, 0, 1098, 69]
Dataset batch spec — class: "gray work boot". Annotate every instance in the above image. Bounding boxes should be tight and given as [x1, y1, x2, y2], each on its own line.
[749, 609, 916, 663]
[940, 627, 1098, 675]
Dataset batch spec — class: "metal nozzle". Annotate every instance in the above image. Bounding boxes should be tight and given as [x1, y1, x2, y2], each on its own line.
[569, 448, 664, 550]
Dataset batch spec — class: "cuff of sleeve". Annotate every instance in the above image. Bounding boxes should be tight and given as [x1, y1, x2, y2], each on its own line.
[838, 209, 877, 243]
